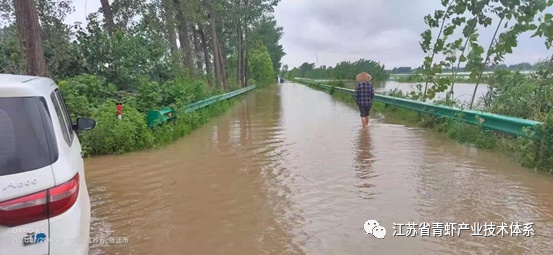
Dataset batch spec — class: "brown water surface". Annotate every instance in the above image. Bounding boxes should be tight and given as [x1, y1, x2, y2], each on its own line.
[86, 83, 553, 255]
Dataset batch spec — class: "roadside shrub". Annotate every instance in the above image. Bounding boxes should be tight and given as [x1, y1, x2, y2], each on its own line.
[247, 79, 258, 87]
[184, 79, 210, 102]
[160, 77, 195, 110]
[485, 58, 553, 121]
[248, 43, 275, 86]
[58, 74, 117, 120]
[328, 80, 345, 87]
[515, 113, 553, 172]
[80, 102, 154, 156]
[134, 77, 162, 113]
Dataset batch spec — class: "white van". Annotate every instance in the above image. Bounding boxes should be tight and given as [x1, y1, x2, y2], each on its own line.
[0, 74, 96, 255]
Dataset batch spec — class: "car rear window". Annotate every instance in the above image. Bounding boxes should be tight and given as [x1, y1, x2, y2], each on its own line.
[0, 97, 58, 176]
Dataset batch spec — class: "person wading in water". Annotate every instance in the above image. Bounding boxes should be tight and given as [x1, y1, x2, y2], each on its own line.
[355, 72, 375, 128]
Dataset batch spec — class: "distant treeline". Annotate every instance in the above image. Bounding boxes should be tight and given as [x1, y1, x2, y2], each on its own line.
[282, 59, 389, 81]
[387, 62, 537, 74]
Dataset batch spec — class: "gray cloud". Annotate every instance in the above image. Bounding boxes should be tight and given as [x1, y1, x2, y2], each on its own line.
[274, 0, 553, 69]
[65, 1, 553, 69]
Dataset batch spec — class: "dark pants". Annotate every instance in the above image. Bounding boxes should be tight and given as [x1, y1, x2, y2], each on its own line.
[358, 104, 372, 117]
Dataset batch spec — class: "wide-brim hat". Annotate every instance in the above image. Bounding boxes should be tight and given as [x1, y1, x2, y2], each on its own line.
[356, 72, 372, 82]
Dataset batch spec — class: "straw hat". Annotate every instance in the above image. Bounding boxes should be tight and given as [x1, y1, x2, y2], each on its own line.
[356, 72, 372, 82]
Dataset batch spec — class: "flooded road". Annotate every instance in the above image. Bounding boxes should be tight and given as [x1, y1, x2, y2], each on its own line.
[86, 83, 553, 255]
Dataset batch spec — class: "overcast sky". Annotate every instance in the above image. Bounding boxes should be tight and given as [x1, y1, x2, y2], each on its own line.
[68, 0, 553, 69]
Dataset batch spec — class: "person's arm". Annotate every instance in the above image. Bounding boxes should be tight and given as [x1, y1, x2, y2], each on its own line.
[355, 85, 360, 105]
[371, 86, 375, 100]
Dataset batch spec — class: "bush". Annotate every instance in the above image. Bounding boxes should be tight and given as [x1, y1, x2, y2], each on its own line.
[248, 43, 275, 86]
[134, 77, 162, 113]
[328, 80, 345, 87]
[80, 102, 154, 156]
[58, 74, 117, 120]
[160, 77, 195, 110]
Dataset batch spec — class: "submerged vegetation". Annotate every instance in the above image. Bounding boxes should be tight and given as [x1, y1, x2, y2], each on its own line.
[0, 0, 284, 156]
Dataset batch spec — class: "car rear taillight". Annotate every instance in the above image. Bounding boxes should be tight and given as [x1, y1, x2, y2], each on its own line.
[0, 173, 80, 227]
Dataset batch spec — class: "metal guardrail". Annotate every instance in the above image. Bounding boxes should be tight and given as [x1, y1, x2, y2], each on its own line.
[146, 107, 175, 128]
[305, 81, 541, 137]
[147, 85, 256, 127]
[184, 85, 256, 113]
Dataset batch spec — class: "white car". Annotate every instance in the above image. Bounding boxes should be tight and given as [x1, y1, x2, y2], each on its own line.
[0, 74, 95, 255]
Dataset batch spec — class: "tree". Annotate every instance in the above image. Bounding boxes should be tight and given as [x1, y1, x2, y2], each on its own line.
[415, 0, 553, 107]
[289, 59, 389, 81]
[13, 0, 48, 77]
[99, 0, 115, 34]
[0, 0, 286, 92]
[250, 15, 285, 75]
[248, 43, 274, 85]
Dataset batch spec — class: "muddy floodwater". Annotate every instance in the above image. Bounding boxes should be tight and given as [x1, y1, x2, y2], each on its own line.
[86, 83, 553, 255]
[337, 80, 490, 105]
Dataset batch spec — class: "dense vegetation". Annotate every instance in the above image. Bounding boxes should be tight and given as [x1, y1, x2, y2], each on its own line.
[282, 59, 389, 81]
[0, 0, 285, 156]
[290, 0, 553, 172]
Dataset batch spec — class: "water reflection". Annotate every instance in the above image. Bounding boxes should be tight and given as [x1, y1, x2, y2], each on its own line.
[353, 128, 377, 196]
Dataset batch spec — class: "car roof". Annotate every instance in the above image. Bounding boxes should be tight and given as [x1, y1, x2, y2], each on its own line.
[0, 74, 57, 97]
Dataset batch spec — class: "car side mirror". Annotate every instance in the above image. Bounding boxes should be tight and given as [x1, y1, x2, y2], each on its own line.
[74, 117, 96, 131]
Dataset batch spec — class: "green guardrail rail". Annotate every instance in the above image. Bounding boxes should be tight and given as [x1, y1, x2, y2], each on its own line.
[146, 107, 175, 128]
[147, 85, 256, 128]
[306, 81, 542, 138]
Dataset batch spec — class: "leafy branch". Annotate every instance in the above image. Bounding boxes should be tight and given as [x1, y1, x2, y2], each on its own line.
[420, 0, 457, 101]
[468, 0, 552, 109]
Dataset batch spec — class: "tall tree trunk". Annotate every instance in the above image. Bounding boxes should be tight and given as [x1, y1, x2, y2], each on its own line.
[209, 12, 223, 88]
[14, 0, 48, 77]
[100, 0, 115, 35]
[244, 50, 249, 86]
[173, 0, 195, 77]
[237, 24, 242, 86]
[198, 26, 212, 87]
[241, 34, 246, 86]
[243, 28, 248, 86]
[218, 40, 228, 89]
[192, 27, 203, 72]
[163, 0, 179, 65]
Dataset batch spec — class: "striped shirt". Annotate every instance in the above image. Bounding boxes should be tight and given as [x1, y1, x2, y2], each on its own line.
[355, 82, 375, 106]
